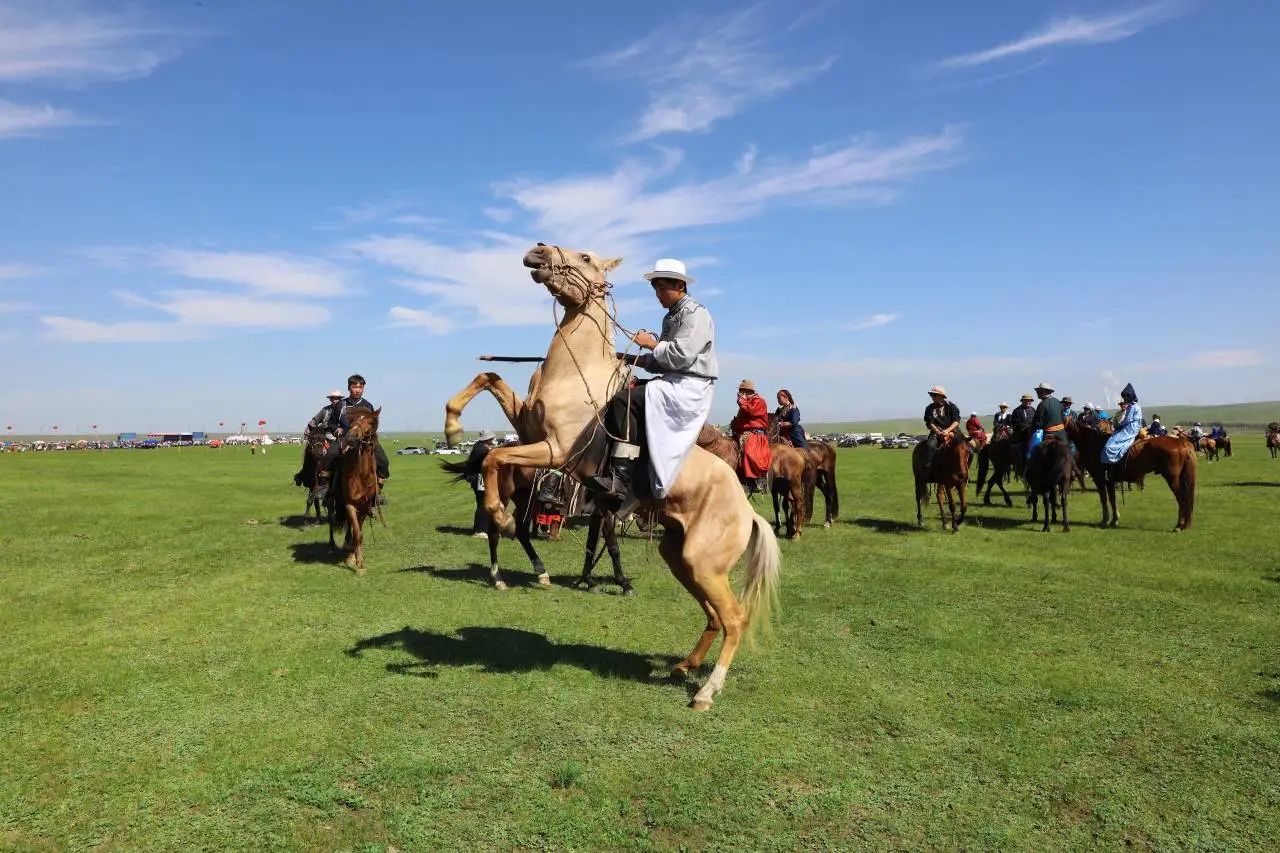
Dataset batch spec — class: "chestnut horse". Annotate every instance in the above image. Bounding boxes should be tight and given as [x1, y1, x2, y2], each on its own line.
[1200, 437, 1219, 462]
[1066, 418, 1196, 531]
[912, 435, 970, 531]
[696, 424, 813, 539]
[328, 407, 382, 575]
[1268, 424, 1280, 459]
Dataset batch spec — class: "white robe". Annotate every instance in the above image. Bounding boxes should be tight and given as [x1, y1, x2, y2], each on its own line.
[644, 373, 715, 498]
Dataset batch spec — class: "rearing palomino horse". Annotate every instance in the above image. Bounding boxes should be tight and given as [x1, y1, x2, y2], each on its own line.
[444, 244, 781, 711]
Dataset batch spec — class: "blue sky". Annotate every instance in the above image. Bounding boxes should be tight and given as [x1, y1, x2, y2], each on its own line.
[2, 0, 1278, 434]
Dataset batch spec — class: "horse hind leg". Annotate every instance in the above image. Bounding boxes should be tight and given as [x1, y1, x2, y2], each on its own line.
[689, 571, 750, 712]
[661, 530, 721, 681]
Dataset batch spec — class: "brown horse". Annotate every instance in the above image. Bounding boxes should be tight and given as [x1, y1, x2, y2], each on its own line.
[697, 424, 813, 539]
[328, 407, 382, 574]
[768, 443, 815, 539]
[1268, 424, 1280, 459]
[1066, 418, 1196, 531]
[801, 441, 840, 528]
[701, 425, 808, 537]
[913, 435, 970, 531]
[1200, 437, 1219, 462]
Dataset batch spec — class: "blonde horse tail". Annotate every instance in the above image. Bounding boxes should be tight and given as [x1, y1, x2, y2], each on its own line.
[740, 513, 782, 645]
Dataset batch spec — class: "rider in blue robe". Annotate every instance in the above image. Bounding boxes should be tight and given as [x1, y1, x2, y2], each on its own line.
[1102, 383, 1142, 468]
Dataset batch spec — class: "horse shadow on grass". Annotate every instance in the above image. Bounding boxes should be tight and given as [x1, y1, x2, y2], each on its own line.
[1216, 481, 1280, 489]
[850, 516, 925, 534]
[345, 625, 682, 684]
[279, 514, 322, 529]
[399, 563, 584, 590]
[290, 541, 336, 564]
[434, 524, 475, 537]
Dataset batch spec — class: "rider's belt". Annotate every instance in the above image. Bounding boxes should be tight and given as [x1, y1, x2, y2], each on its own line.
[1044, 424, 1065, 433]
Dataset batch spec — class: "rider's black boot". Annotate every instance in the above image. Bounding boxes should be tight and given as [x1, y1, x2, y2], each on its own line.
[583, 442, 640, 510]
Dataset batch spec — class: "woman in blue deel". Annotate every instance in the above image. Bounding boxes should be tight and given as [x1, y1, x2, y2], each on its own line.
[1102, 382, 1143, 479]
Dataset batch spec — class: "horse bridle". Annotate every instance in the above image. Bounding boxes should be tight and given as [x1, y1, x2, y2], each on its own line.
[546, 245, 612, 305]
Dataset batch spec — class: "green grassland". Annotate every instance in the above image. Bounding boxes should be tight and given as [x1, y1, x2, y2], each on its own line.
[2, 439, 1278, 850]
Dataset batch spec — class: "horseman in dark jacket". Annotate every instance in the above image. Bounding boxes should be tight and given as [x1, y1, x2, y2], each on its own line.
[1009, 393, 1035, 448]
[922, 385, 962, 474]
[319, 374, 390, 482]
[1032, 382, 1068, 447]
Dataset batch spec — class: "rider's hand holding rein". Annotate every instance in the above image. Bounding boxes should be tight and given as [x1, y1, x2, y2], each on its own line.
[632, 329, 659, 350]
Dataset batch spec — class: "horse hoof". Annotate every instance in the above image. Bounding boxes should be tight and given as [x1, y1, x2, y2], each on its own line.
[823, 522, 831, 530]
[537, 573, 551, 588]
[356, 566, 366, 577]
[669, 666, 691, 681]
[622, 586, 635, 596]
[493, 580, 508, 591]
[690, 699, 713, 712]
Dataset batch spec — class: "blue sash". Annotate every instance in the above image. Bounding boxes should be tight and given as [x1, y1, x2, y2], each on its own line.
[1026, 428, 1044, 459]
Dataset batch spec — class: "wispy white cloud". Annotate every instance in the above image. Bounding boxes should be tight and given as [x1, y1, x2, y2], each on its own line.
[0, 4, 188, 84]
[351, 127, 961, 330]
[387, 306, 453, 334]
[937, 3, 1180, 70]
[0, 99, 85, 137]
[41, 316, 200, 344]
[0, 262, 42, 280]
[148, 249, 351, 297]
[500, 127, 963, 251]
[1135, 348, 1264, 371]
[585, 5, 835, 141]
[47, 248, 344, 343]
[849, 313, 898, 331]
[347, 236, 548, 327]
[116, 289, 332, 328]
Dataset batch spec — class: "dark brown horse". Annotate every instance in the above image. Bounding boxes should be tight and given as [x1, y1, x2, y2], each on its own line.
[1268, 424, 1279, 459]
[294, 435, 327, 524]
[1025, 439, 1072, 532]
[913, 435, 969, 531]
[975, 435, 1018, 507]
[441, 459, 629, 593]
[1066, 418, 1197, 531]
[328, 407, 382, 574]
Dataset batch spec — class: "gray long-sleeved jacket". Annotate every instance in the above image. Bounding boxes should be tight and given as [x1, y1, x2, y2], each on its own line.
[639, 295, 718, 380]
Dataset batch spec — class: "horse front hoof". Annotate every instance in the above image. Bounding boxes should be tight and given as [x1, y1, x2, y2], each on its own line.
[690, 699, 713, 712]
[621, 585, 636, 596]
[537, 573, 552, 588]
[823, 522, 831, 530]
[493, 580, 508, 591]
[669, 664, 692, 681]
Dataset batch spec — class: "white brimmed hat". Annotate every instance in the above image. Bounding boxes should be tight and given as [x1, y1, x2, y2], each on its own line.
[326, 389, 343, 398]
[643, 258, 695, 285]
[929, 385, 947, 396]
[477, 429, 496, 441]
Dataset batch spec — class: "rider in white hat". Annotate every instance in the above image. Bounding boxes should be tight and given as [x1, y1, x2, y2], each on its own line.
[586, 258, 717, 508]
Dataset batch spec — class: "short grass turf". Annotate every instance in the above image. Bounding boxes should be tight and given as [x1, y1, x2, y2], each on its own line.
[2, 439, 1278, 850]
